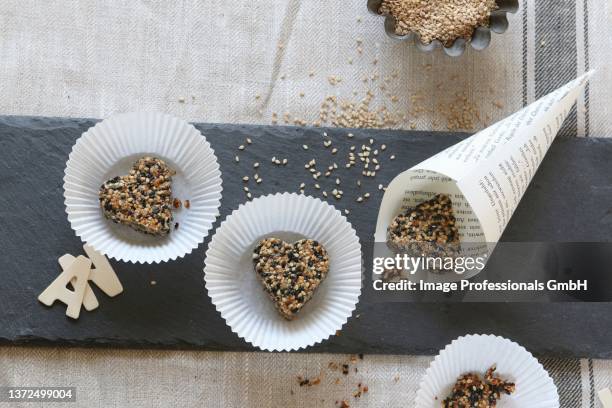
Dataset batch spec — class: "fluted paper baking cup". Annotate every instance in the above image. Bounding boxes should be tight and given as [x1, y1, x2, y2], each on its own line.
[204, 193, 362, 351]
[416, 334, 559, 407]
[64, 112, 223, 264]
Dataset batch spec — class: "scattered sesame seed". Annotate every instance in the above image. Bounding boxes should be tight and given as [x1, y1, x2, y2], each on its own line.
[235, 156, 240, 163]
[244, 187, 249, 192]
[246, 138, 252, 144]
[390, 155, 396, 160]
[239, 145, 245, 150]
[328, 76, 342, 86]
[303, 144, 309, 150]
[364, 193, 371, 198]
[336, 178, 341, 185]
[254, 162, 260, 168]
[242, 176, 249, 182]
[356, 197, 363, 202]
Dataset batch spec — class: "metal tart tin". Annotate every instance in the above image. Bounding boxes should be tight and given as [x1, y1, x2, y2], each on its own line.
[367, 0, 519, 57]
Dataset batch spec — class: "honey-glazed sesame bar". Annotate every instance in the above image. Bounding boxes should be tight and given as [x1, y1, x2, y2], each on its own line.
[252, 238, 329, 320]
[99, 157, 175, 236]
[387, 194, 460, 259]
[443, 365, 516, 407]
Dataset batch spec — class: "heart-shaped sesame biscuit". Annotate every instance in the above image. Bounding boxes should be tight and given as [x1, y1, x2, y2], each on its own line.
[252, 238, 329, 320]
[99, 157, 175, 236]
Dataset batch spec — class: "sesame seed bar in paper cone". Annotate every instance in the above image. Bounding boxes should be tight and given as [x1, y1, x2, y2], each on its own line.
[374, 72, 594, 283]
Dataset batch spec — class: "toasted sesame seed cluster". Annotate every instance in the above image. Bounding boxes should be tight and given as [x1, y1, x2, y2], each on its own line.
[379, 0, 498, 46]
[387, 194, 460, 258]
[253, 238, 329, 320]
[443, 365, 516, 407]
[99, 157, 175, 236]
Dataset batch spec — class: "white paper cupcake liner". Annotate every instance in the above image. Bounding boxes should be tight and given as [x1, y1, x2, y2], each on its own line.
[416, 334, 559, 408]
[63, 112, 223, 264]
[204, 193, 362, 351]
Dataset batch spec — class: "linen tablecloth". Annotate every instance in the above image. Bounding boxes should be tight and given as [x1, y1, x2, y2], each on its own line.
[0, 1, 610, 407]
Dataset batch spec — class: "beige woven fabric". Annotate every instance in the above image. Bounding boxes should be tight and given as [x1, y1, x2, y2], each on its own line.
[0, 0, 513, 129]
[0, 346, 431, 408]
[581, 360, 612, 407]
[0, 0, 608, 136]
[0, 347, 610, 407]
[1, 1, 611, 407]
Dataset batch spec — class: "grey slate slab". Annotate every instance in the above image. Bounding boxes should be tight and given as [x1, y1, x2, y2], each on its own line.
[0, 115, 611, 358]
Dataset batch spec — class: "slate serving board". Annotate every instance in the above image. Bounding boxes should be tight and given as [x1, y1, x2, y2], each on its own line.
[1, 115, 611, 358]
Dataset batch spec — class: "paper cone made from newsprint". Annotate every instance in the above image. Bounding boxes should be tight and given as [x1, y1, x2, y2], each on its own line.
[375, 72, 593, 282]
